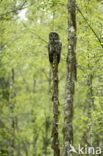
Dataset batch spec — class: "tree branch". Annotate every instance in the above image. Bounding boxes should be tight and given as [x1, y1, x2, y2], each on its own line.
[22, 23, 48, 44]
[0, 0, 28, 19]
[75, 4, 103, 48]
[52, 2, 103, 48]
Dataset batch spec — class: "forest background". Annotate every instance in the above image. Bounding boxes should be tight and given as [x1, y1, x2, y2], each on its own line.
[0, 0, 103, 155]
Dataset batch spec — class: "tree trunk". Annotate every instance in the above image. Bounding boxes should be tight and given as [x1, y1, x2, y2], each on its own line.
[43, 116, 50, 156]
[63, 0, 77, 155]
[17, 144, 21, 156]
[51, 52, 60, 156]
[32, 75, 38, 156]
[87, 73, 93, 155]
[33, 134, 38, 156]
[22, 142, 29, 156]
[9, 69, 15, 156]
[43, 68, 51, 156]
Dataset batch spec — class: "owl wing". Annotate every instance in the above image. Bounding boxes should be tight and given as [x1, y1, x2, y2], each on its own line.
[48, 42, 53, 63]
[57, 41, 62, 64]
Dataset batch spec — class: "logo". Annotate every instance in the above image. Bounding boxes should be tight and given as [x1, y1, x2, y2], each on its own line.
[68, 144, 101, 155]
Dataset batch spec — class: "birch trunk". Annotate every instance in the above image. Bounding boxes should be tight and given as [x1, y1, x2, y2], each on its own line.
[9, 69, 15, 156]
[32, 76, 38, 156]
[63, 0, 77, 155]
[87, 74, 93, 155]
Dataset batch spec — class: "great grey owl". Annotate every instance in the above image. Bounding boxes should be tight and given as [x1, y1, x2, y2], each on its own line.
[48, 32, 62, 64]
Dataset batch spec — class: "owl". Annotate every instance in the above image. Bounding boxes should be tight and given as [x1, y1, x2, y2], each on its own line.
[48, 31, 62, 64]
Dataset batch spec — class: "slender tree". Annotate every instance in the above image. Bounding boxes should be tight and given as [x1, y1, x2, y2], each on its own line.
[48, 32, 62, 156]
[43, 116, 50, 156]
[86, 52, 94, 155]
[43, 69, 52, 156]
[63, 0, 77, 155]
[87, 73, 93, 146]
[9, 69, 15, 156]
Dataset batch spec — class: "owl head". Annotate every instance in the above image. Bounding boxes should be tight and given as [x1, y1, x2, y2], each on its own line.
[49, 31, 60, 41]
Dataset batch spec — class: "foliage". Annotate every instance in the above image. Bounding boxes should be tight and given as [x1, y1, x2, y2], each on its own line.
[0, 0, 103, 155]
